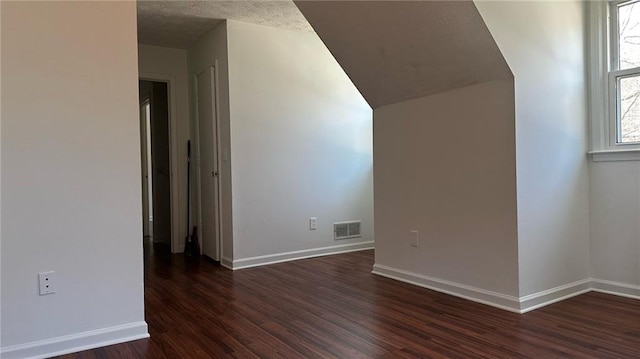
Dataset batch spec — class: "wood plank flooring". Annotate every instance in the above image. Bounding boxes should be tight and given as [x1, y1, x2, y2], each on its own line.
[57, 246, 640, 358]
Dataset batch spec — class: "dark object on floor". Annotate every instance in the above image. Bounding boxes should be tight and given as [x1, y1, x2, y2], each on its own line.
[185, 226, 199, 257]
[183, 140, 199, 257]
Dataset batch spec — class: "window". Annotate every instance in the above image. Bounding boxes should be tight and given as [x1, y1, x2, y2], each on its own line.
[589, 0, 640, 159]
[609, 0, 640, 144]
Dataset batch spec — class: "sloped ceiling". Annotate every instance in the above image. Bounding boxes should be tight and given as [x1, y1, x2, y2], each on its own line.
[137, 1, 312, 49]
[294, 1, 512, 108]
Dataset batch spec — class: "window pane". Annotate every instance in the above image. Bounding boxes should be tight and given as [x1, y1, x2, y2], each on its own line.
[620, 75, 640, 143]
[618, 1, 640, 70]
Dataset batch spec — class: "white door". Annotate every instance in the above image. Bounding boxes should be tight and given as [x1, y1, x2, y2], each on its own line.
[196, 67, 220, 260]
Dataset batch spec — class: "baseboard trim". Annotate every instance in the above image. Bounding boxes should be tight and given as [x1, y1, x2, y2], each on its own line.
[372, 264, 521, 313]
[231, 241, 374, 270]
[220, 256, 233, 270]
[591, 278, 640, 300]
[0, 321, 149, 359]
[371, 264, 640, 314]
[519, 279, 592, 313]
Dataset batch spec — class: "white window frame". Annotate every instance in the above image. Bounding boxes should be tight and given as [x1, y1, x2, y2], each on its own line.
[589, 0, 640, 161]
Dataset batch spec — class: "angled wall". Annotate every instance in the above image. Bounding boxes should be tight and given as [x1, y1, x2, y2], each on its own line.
[295, 1, 511, 108]
[297, 0, 520, 308]
[298, 0, 592, 310]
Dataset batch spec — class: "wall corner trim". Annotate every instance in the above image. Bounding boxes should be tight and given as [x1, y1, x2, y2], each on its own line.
[0, 321, 149, 359]
[221, 256, 234, 270]
[371, 265, 640, 314]
[371, 264, 521, 313]
[591, 278, 640, 300]
[230, 241, 374, 270]
[518, 279, 592, 313]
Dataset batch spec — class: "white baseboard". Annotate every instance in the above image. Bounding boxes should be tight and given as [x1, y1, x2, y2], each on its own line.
[371, 264, 640, 314]
[0, 321, 149, 359]
[221, 256, 233, 270]
[372, 264, 521, 313]
[518, 279, 592, 313]
[230, 241, 374, 270]
[591, 278, 640, 300]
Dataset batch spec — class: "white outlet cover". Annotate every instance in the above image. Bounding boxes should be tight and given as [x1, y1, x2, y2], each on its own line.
[38, 271, 56, 295]
[309, 217, 317, 230]
[410, 230, 419, 247]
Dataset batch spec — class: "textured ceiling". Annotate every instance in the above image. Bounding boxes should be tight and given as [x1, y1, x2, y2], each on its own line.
[294, 1, 512, 109]
[137, 0, 312, 49]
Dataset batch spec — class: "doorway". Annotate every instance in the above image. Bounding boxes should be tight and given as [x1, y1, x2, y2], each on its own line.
[139, 80, 172, 252]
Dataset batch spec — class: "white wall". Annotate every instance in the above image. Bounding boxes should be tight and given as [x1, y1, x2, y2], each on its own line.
[590, 161, 640, 291]
[476, 1, 590, 297]
[1, 1, 147, 357]
[373, 79, 520, 299]
[226, 21, 374, 263]
[187, 22, 234, 260]
[138, 44, 190, 252]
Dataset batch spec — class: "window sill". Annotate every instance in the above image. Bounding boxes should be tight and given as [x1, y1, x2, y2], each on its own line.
[589, 149, 640, 162]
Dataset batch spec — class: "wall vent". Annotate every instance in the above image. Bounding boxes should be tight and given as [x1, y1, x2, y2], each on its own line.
[334, 221, 361, 240]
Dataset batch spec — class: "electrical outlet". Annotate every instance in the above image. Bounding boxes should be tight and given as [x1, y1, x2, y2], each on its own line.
[309, 217, 317, 230]
[39, 271, 56, 295]
[410, 230, 419, 247]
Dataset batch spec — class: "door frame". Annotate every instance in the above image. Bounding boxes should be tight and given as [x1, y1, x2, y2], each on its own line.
[139, 73, 180, 253]
[139, 99, 152, 238]
[193, 63, 223, 261]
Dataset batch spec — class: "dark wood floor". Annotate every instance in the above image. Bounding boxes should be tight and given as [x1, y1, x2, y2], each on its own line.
[57, 246, 640, 358]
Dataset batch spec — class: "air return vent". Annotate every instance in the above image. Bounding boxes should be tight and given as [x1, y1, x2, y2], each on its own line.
[334, 221, 361, 240]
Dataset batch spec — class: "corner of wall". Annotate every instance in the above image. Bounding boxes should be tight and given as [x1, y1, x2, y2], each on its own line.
[187, 19, 233, 262]
[476, 0, 591, 299]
